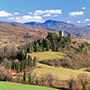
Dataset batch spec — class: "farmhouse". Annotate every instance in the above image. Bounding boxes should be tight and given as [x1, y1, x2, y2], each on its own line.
[0, 69, 21, 79]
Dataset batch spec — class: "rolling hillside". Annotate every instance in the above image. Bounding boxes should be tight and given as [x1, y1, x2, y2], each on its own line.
[24, 20, 90, 38]
[0, 24, 48, 46]
[0, 20, 90, 38]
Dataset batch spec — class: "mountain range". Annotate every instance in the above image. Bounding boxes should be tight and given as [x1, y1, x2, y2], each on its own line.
[0, 20, 90, 38]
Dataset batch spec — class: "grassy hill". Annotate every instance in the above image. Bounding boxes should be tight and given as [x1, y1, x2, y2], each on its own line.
[0, 24, 48, 46]
[27, 51, 90, 80]
[34, 63, 90, 80]
[28, 51, 65, 61]
[0, 81, 59, 90]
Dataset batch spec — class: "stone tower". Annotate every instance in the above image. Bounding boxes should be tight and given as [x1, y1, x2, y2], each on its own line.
[59, 30, 64, 37]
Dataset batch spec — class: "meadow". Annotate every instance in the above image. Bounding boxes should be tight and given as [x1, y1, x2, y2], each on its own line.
[27, 51, 90, 80]
[27, 51, 65, 61]
[34, 63, 90, 80]
[0, 81, 59, 90]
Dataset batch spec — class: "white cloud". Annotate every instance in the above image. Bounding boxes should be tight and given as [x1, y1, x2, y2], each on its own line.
[53, 15, 58, 17]
[82, 19, 90, 23]
[14, 12, 19, 15]
[82, 7, 86, 10]
[85, 19, 90, 22]
[44, 9, 62, 14]
[77, 21, 81, 23]
[43, 14, 51, 17]
[34, 10, 44, 15]
[67, 21, 71, 23]
[8, 17, 14, 20]
[69, 11, 84, 16]
[14, 15, 44, 23]
[0, 11, 12, 17]
[34, 9, 62, 16]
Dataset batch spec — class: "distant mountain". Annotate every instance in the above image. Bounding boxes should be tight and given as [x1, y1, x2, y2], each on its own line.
[24, 20, 90, 38]
[0, 20, 90, 38]
[0, 21, 32, 29]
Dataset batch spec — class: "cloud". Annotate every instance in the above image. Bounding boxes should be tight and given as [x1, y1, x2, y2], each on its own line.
[85, 19, 90, 22]
[69, 11, 84, 16]
[0, 11, 12, 17]
[67, 21, 71, 23]
[34, 9, 62, 16]
[13, 15, 44, 23]
[8, 17, 14, 20]
[82, 7, 86, 10]
[43, 14, 51, 17]
[77, 21, 81, 23]
[44, 9, 62, 14]
[83, 19, 90, 23]
[53, 15, 58, 17]
[6, 9, 62, 23]
[14, 12, 19, 15]
[34, 10, 44, 15]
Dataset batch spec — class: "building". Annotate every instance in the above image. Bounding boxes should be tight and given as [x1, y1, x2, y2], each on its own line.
[59, 30, 64, 37]
[0, 69, 21, 79]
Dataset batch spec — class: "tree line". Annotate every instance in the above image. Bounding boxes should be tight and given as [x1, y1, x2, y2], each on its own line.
[19, 32, 71, 55]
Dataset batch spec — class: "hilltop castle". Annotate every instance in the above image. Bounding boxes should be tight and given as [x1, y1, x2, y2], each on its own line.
[59, 30, 64, 37]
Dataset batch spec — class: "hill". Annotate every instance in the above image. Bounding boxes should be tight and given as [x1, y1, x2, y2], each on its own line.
[0, 81, 59, 90]
[0, 21, 32, 29]
[0, 20, 90, 38]
[0, 24, 48, 46]
[24, 20, 90, 38]
[28, 51, 65, 61]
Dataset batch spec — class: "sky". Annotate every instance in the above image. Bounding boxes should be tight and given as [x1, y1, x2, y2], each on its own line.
[0, 0, 90, 26]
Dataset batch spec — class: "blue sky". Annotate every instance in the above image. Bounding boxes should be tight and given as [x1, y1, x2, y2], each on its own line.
[0, 0, 90, 26]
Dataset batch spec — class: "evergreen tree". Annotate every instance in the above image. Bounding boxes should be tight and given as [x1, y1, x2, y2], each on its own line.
[33, 57, 37, 67]
[23, 70, 26, 81]
[35, 42, 40, 52]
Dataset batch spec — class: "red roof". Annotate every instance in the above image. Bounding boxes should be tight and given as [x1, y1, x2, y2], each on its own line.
[12, 73, 22, 76]
[0, 69, 16, 73]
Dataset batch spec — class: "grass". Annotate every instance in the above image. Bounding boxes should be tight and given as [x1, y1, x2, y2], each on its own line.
[27, 51, 90, 80]
[34, 63, 90, 80]
[27, 51, 65, 61]
[0, 81, 59, 90]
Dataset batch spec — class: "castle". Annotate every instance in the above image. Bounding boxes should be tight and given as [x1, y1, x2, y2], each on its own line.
[59, 30, 64, 37]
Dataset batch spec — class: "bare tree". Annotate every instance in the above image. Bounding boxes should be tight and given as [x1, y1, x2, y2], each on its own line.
[78, 73, 90, 90]
[68, 76, 75, 90]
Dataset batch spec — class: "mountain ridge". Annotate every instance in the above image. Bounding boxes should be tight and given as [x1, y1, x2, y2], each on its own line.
[0, 20, 90, 38]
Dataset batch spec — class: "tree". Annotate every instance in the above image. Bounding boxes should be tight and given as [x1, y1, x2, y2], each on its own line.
[6, 61, 11, 69]
[46, 32, 58, 42]
[28, 72, 32, 84]
[23, 70, 26, 82]
[33, 57, 37, 67]
[68, 76, 75, 90]
[17, 49, 26, 61]
[78, 73, 90, 90]
[34, 42, 40, 52]
[43, 39, 50, 51]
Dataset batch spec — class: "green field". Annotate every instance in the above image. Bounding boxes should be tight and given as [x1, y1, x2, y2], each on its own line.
[0, 81, 59, 90]
[27, 51, 90, 80]
[34, 63, 90, 80]
[28, 51, 65, 61]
